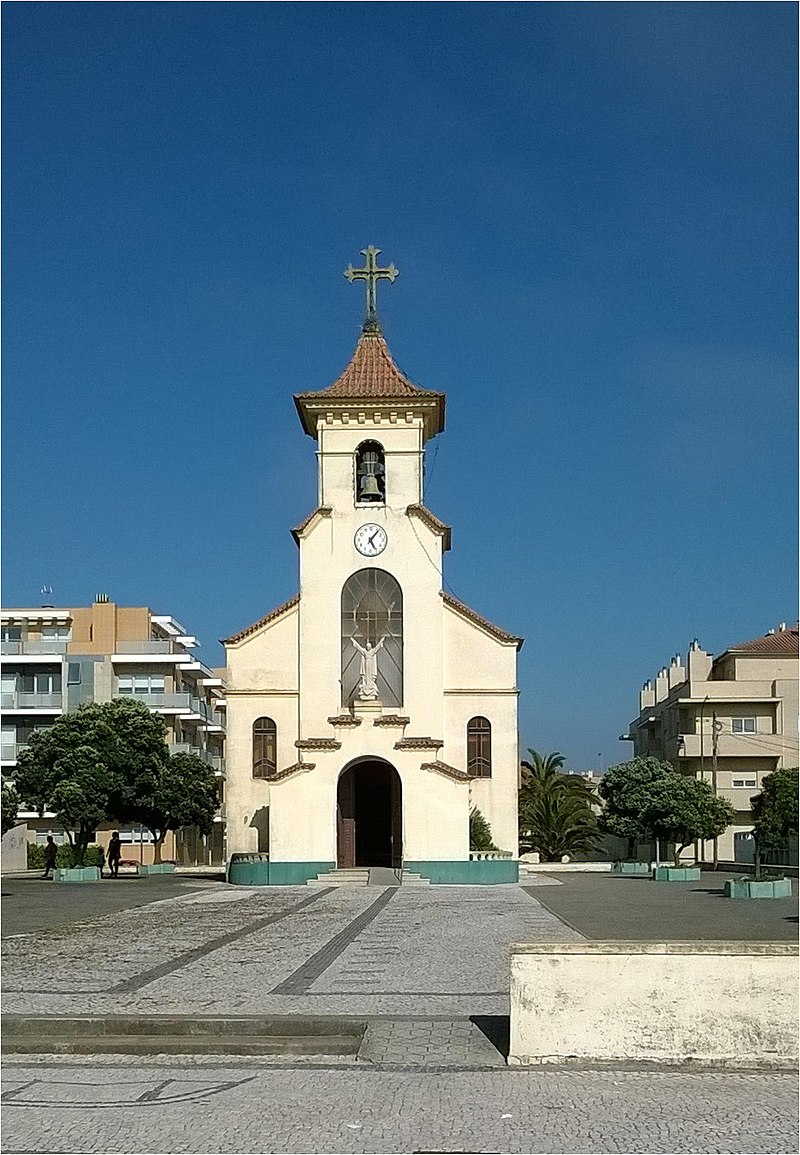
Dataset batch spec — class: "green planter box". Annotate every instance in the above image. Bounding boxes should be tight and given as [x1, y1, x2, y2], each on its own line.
[725, 877, 793, 899]
[612, 861, 651, 875]
[54, 866, 101, 884]
[138, 863, 175, 875]
[653, 866, 701, 882]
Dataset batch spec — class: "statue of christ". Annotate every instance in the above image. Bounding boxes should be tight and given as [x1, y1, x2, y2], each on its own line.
[351, 635, 385, 700]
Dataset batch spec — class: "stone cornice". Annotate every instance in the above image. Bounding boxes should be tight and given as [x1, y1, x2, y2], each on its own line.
[373, 714, 410, 727]
[421, 759, 470, 783]
[406, 505, 452, 552]
[295, 738, 342, 751]
[222, 595, 300, 646]
[272, 761, 316, 782]
[327, 714, 363, 728]
[394, 737, 444, 751]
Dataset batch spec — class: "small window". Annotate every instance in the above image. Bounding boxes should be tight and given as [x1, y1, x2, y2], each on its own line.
[732, 718, 756, 734]
[67, 663, 81, 685]
[732, 778, 757, 788]
[41, 625, 71, 641]
[253, 717, 277, 779]
[467, 716, 492, 778]
[1, 627, 21, 643]
[355, 440, 385, 504]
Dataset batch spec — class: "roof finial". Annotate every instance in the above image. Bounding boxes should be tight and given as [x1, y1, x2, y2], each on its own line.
[344, 245, 398, 332]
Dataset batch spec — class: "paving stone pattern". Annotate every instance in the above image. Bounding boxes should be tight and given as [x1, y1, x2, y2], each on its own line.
[2, 1062, 797, 1154]
[2, 883, 582, 1018]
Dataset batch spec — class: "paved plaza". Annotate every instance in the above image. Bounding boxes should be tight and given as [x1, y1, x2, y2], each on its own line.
[2, 871, 798, 1154]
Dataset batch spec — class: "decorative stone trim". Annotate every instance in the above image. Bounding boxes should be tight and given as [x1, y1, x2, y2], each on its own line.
[290, 505, 333, 546]
[295, 738, 342, 751]
[373, 714, 410, 727]
[327, 714, 363, 727]
[395, 737, 444, 751]
[272, 762, 315, 781]
[407, 504, 452, 551]
[421, 759, 470, 783]
[440, 590, 524, 650]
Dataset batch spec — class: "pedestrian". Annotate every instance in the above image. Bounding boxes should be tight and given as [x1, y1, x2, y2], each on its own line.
[107, 831, 122, 878]
[97, 845, 106, 879]
[42, 836, 58, 879]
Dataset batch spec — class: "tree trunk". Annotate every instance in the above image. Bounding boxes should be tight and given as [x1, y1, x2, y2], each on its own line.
[754, 842, 762, 881]
[153, 834, 164, 864]
[673, 842, 687, 868]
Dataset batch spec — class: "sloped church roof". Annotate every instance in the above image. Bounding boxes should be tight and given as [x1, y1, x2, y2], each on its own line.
[294, 324, 446, 439]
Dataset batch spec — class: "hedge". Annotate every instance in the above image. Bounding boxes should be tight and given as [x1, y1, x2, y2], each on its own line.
[27, 843, 105, 869]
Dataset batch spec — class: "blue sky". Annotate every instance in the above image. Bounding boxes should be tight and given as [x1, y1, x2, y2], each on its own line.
[3, 2, 796, 770]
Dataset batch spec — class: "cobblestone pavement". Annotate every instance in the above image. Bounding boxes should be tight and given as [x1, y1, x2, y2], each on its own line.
[2, 884, 582, 1017]
[2, 1061, 797, 1154]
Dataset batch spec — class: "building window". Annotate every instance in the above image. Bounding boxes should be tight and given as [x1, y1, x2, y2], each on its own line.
[731, 717, 756, 734]
[19, 672, 62, 694]
[341, 569, 402, 707]
[67, 663, 82, 685]
[117, 675, 166, 696]
[732, 778, 757, 788]
[467, 716, 492, 778]
[355, 440, 385, 504]
[1, 626, 22, 643]
[253, 717, 277, 779]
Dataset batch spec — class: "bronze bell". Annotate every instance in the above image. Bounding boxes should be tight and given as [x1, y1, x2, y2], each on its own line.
[359, 473, 382, 498]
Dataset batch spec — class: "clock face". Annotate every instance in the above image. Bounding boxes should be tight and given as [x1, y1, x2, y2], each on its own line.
[354, 523, 387, 557]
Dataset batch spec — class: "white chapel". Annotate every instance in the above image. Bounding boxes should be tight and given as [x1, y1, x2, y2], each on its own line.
[224, 248, 522, 885]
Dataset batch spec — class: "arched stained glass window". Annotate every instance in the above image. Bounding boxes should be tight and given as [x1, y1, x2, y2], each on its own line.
[341, 569, 403, 706]
[355, 440, 385, 504]
[253, 717, 277, 779]
[467, 716, 492, 777]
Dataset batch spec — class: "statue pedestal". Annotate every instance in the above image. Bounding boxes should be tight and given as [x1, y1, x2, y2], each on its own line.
[352, 698, 383, 720]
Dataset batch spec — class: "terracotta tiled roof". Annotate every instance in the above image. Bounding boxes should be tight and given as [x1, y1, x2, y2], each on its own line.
[296, 330, 439, 401]
[293, 329, 445, 440]
[725, 627, 799, 656]
[221, 595, 299, 645]
[440, 591, 524, 650]
[407, 504, 452, 551]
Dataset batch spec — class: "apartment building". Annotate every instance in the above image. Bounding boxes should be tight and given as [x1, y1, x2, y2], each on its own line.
[621, 623, 799, 862]
[1, 595, 226, 864]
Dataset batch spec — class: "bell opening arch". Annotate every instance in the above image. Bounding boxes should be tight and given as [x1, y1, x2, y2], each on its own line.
[336, 757, 402, 870]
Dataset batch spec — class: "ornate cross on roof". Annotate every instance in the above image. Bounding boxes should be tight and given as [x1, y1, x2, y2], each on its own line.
[344, 246, 399, 325]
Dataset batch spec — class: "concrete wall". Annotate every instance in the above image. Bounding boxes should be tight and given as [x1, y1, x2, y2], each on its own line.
[1, 823, 28, 871]
[509, 942, 798, 1068]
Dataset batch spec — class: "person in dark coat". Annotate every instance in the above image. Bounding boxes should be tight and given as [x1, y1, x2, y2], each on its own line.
[107, 832, 122, 878]
[42, 836, 58, 879]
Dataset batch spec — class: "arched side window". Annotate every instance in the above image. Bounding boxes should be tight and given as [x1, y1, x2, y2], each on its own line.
[467, 716, 492, 778]
[253, 717, 277, 779]
[355, 440, 385, 504]
[341, 569, 402, 706]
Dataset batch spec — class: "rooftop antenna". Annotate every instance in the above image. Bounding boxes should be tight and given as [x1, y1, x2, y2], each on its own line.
[40, 585, 54, 608]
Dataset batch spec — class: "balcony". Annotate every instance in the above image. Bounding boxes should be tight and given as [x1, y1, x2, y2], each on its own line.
[114, 691, 192, 712]
[1, 692, 62, 711]
[1, 640, 68, 656]
[167, 744, 225, 774]
[674, 732, 784, 760]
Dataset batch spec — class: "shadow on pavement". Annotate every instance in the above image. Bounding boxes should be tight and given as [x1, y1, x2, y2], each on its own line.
[470, 1014, 510, 1059]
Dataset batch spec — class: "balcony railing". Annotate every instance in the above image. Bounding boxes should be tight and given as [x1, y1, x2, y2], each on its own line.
[114, 691, 192, 710]
[1, 640, 68, 655]
[1, 692, 62, 710]
[114, 640, 175, 654]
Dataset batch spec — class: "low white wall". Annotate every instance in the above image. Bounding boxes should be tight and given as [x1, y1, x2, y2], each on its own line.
[519, 861, 613, 873]
[1, 823, 28, 872]
[509, 942, 798, 1068]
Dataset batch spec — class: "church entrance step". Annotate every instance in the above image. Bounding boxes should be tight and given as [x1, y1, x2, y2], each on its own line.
[307, 869, 371, 887]
[306, 867, 430, 886]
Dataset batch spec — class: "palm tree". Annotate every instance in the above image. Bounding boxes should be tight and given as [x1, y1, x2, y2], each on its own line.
[519, 748, 600, 861]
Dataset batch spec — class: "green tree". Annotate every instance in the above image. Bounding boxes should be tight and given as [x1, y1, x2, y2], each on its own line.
[519, 748, 600, 861]
[640, 775, 735, 867]
[751, 767, 799, 878]
[1, 781, 20, 837]
[14, 699, 169, 865]
[469, 806, 497, 851]
[118, 752, 219, 863]
[598, 757, 676, 858]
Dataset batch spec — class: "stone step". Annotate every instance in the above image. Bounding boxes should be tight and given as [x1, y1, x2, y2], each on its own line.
[1, 1015, 366, 1057]
[307, 869, 370, 887]
[400, 873, 431, 886]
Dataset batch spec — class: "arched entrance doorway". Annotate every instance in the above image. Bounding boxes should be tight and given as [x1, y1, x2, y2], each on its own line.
[337, 759, 402, 869]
